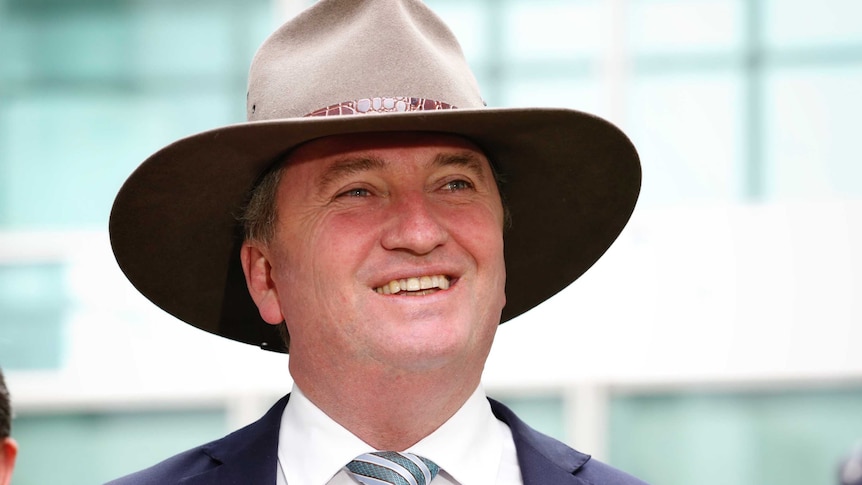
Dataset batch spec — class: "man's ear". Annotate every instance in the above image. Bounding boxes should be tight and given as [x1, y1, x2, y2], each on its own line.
[240, 242, 285, 325]
[0, 437, 17, 485]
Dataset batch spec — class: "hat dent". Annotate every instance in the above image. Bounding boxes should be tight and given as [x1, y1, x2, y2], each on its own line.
[247, 0, 484, 122]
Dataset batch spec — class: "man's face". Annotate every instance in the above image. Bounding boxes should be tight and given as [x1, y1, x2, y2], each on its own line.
[251, 132, 506, 378]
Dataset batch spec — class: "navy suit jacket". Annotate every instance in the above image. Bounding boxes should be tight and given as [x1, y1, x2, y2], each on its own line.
[106, 394, 647, 485]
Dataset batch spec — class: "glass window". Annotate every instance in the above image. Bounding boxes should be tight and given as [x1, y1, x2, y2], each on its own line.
[503, 0, 602, 61]
[426, 0, 490, 64]
[0, 3, 133, 83]
[763, 65, 862, 199]
[0, 90, 234, 229]
[610, 388, 862, 485]
[500, 76, 602, 114]
[628, 0, 745, 56]
[130, 3, 239, 80]
[13, 409, 227, 485]
[626, 70, 745, 206]
[0, 0, 268, 230]
[764, 0, 862, 49]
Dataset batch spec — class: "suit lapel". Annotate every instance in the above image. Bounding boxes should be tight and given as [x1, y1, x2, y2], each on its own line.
[489, 398, 591, 485]
[179, 394, 290, 485]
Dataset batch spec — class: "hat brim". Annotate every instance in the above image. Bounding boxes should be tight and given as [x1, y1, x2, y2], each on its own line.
[109, 107, 640, 353]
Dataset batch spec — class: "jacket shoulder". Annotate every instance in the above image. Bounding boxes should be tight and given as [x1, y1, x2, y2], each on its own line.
[575, 457, 650, 485]
[104, 443, 219, 485]
[488, 398, 649, 485]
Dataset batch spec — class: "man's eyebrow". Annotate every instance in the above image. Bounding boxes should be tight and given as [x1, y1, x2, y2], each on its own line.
[316, 156, 386, 191]
[432, 151, 488, 183]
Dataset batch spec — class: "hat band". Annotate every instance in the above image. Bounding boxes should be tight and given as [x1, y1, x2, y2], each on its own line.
[305, 96, 457, 117]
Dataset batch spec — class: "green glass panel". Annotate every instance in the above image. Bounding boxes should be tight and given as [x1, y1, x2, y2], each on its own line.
[0, 2, 132, 84]
[610, 387, 862, 485]
[0, 90, 236, 229]
[130, 2, 237, 80]
[0, 0, 271, 85]
[0, 0, 270, 229]
[12, 408, 227, 485]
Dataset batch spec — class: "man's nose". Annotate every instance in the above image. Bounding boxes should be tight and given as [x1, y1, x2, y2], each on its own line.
[380, 192, 448, 255]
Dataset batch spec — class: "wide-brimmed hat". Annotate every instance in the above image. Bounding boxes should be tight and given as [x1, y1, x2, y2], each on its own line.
[109, 0, 640, 353]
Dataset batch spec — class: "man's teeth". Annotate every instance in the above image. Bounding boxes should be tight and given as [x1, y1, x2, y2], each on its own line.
[375, 275, 451, 295]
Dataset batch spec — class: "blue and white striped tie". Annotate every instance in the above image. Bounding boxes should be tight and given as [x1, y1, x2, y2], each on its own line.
[347, 451, 440, 485]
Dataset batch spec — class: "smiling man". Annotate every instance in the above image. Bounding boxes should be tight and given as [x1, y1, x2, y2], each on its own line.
[107, 0, 644, 484]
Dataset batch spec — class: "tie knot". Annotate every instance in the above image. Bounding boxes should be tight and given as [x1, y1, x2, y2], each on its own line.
[347, 451, 440, 485]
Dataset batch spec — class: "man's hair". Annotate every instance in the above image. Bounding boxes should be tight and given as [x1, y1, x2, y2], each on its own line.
[0, 368, 11, 438]
[239, 161, 286, 245]
[238, 146, 512, 351]
[238, 160, 291, 350]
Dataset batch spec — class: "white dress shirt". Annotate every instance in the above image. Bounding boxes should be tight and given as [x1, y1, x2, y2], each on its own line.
[276, 384, 523, 484]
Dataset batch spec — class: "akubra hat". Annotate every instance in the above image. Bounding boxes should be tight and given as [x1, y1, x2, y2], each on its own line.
[109, 0, 641, 353]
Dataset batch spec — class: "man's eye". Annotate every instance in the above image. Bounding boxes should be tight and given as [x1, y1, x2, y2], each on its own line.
[338, 188, 371, 198]
[444, 179, 473, 191]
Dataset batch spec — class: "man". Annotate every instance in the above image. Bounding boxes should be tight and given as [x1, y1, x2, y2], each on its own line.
[108, 0, 644, 483]
[0, 369, 18, 485]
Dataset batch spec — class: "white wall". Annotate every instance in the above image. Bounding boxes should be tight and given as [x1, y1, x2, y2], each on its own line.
[487, 200, 862, 389]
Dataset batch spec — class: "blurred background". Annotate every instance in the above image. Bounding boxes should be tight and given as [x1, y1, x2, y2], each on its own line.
[1, 0, 861, 483]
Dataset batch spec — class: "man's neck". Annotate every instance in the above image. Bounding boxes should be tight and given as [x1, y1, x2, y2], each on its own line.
[292, 362, 483, 450]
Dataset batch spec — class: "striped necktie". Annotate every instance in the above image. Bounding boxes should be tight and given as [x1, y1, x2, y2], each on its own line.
[347, 451, 440, 485]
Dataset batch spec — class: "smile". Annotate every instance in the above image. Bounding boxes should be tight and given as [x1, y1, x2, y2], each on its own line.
[374, 275, 451, 295]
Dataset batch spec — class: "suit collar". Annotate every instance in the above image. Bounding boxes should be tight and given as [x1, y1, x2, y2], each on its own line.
[179, 394, 290, 485]
[489, 398, 591, 485]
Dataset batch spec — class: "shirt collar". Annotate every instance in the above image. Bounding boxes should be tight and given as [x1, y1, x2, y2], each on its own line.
[278, 384, 503, 485]
[406, 385, 503, 485]
[279, 385, 371, 484]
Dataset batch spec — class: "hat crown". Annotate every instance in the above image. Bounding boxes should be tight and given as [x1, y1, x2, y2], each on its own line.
[247, 0, 485, 121]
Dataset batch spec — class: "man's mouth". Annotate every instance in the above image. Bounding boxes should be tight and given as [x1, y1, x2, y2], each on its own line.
[374, 275, 451, 296]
